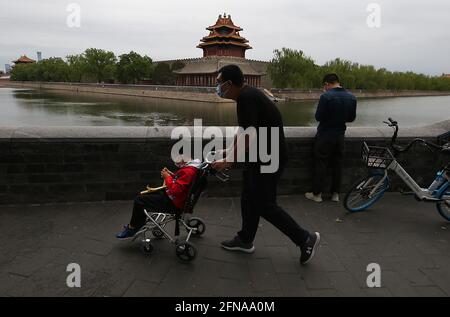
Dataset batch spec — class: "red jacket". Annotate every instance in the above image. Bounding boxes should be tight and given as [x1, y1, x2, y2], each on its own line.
[165, 166, 198, 209]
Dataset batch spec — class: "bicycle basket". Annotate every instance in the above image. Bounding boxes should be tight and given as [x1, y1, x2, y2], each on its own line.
[362, 142, 395, 169]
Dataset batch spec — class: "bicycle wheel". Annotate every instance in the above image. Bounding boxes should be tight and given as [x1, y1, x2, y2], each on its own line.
[436, 184, 450, 221]
[344, 173, 389, 212]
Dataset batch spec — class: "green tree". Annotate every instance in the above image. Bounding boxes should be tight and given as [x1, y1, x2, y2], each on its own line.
[153, 62, 173, 85]
[268, 48, 320, 89]
[115, 51, 153, 84]
[10, 63, 38, 81]
[67, 54, 87, 82]
[34, 57, 70, 82]
[83, 48, 117, 83]
[322, 58, 359, 89]
[269, 47, 450, 91]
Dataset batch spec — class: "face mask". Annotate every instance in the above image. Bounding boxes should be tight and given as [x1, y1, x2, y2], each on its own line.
[216, 82, 228, 98]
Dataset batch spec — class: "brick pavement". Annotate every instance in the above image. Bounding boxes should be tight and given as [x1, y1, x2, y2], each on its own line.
[0, 193, 449, 297]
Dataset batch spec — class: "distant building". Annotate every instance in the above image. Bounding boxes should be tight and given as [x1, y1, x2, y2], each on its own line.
[161, 14, 269, 88]
[442, 73, 450, 78]
[197, 14, 252, 58]
[12, 55, 36, 65]
[37, 51, 42, 62]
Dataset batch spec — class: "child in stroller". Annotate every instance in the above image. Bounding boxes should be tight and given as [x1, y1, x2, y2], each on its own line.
[115, 153, 229, 261]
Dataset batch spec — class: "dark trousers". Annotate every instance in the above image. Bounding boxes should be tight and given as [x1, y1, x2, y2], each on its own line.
[130, 191, 176, 229]
[312, 132, 345, 195]
[238, 165, 310, 248]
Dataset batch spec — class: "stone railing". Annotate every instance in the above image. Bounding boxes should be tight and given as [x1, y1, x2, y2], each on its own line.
[0, 121, 449, 205]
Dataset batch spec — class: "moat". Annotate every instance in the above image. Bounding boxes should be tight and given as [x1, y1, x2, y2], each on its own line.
[1, 87, 450, 127]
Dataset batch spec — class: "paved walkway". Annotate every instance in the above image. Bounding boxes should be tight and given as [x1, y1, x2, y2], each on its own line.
[1, 193, 449, 297]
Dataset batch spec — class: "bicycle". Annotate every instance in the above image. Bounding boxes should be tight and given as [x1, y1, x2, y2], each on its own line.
[343, 118, 450, 221]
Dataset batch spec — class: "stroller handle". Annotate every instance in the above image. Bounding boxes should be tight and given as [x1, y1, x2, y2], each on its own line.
[213, 170, 230, 182]
[204, 150, 218, 164]
[204, 151, 230, 182]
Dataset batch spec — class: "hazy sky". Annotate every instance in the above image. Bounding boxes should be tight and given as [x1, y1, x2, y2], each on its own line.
[1, 0, 449, 75]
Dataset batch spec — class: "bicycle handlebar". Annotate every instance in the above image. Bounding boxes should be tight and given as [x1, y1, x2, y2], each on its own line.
[383, 118, 398, 127]
[388, 117, 397, 125]
[392, 138, 442, 154]
[383, 117, 444, 155]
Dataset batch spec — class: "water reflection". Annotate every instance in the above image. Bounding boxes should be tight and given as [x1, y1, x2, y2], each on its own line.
[1, 87, 449, 127]
[7, 89, 237, 126]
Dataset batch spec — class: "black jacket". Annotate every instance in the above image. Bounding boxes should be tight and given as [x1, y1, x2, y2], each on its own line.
[315, 87, 357, 134]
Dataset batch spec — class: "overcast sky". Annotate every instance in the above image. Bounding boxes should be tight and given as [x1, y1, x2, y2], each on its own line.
[1, 0, 449, 75]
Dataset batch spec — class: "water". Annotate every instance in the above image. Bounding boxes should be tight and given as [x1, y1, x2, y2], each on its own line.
[1, 87, 449, 127]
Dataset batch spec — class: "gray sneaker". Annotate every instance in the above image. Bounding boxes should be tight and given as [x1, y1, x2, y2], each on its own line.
[221, 236, 255, 253]
[300, 232, 321, 265]
[305, 192, 323, 203]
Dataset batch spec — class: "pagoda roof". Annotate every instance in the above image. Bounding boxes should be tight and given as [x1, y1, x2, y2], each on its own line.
[200, 29, 249, 43]
[197, 14, 253, 56]
[207, 14, 243, 31]
[173, 57, 263, 76]
[13, 55, 36, 64]
[197, 40, 252, 49]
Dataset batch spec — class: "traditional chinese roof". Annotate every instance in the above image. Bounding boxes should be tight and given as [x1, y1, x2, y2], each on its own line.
[201, 29, 249, 43]
[173, 56, 263, 76]
[13, 55, 36, 64]
[207, 14, 243, 31]
[197, 14, 252, 51]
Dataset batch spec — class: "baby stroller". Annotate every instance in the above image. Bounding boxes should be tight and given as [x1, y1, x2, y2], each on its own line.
[132, 153, 229, 262]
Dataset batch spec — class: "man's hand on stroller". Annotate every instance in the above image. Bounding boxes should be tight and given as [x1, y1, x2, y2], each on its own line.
[211, 158, 233, 172]
[214, 149, 227, 159]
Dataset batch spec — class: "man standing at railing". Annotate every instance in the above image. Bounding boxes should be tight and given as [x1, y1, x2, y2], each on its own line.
[305, 73, 357, 203]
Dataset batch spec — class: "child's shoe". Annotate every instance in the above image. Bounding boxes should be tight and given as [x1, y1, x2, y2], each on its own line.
[116, 225, 138, 239]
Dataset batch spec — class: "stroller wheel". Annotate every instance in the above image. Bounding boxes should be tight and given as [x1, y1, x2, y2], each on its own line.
[140, 241, 154, 256]
[187, 217, 206, 236]
[152, 229, 164, 239]
[175, 242, 197, 262]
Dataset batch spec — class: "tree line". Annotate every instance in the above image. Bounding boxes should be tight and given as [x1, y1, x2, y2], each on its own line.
[268, 48, 450, 91]
[11, 46, 450, 91]
[10, 48, 184, 85]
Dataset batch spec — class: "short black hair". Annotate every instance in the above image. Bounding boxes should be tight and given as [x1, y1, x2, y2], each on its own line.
[322, 73, 340, 84]
[218, 64, 244, 87]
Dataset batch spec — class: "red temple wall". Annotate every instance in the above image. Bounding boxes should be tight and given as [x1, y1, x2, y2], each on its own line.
[203, 46, 246, 58]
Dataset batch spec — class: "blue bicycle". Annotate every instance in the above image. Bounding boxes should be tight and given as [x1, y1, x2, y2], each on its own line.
[343, 118, 450, 221]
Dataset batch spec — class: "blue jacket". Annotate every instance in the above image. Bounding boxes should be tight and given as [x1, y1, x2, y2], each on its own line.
[315, 87, 357, 134]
